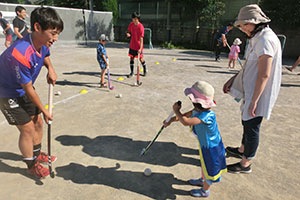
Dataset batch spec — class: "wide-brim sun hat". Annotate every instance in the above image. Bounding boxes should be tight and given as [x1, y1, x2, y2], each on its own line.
[184, 81, 216, 108]
[234, 4, 271, 27]
[233, 38, 242, 45]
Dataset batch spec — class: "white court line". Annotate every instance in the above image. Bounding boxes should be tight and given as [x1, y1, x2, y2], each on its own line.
[0, 89, 95, 127]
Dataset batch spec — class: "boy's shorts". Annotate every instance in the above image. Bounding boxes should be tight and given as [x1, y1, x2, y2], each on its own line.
[97, 60, 107, 70]
[128, 48, 143, 58]
[0, 94, 41, 125]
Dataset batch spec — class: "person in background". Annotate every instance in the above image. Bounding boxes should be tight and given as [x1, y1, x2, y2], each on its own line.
[214, 23, 233, 62]
[13, 6, 30, 40]
[0, 12, 14, 48]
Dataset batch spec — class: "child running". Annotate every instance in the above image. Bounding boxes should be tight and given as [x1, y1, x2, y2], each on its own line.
[126, 12, 147, 77]
[164, 81, 227, 197]
[96, 34, 109, 88]
[0, 7, 63, 178]
[228, 38, 242, 69]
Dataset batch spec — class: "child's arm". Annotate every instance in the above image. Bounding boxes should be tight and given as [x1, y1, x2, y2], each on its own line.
[173, 103, 201, 126]
[163, 110, 193, 128]
[21, 81, 52, 124]
[138, 37, 144, 53]
[44, 56, 57, 85]
[101, 54, 108, 66]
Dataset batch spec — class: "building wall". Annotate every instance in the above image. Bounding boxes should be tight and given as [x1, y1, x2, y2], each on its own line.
[0, 2, 114, 42]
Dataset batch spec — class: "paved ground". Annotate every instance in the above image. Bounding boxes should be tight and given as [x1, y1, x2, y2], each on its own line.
[0, 40, 299, 200]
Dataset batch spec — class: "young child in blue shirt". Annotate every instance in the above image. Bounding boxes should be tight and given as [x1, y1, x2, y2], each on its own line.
[164, 81, 227, 197]
[97, 34, 109, 88]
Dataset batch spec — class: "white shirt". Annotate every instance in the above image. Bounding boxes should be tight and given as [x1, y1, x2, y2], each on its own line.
[241, 27, 282, 121]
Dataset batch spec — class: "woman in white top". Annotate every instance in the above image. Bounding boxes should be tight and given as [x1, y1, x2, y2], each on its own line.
[223, 4, 282, 173]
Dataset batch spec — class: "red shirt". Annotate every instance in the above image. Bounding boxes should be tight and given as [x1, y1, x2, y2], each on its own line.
[128, 22, 144, 51]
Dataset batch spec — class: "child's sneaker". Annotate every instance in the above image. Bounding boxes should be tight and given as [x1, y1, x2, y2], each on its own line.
[36, 152, 57, 163]
[28, 161, 50, 178]
[190, 188, 210, 197]
[188, 178, 204, 187]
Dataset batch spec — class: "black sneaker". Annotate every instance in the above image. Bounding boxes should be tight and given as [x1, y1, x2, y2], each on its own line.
[127, 72, 133, 78]
[227, 162, 252, 174]
[143, 71, 147, 77]
[225, 147, 243, 159]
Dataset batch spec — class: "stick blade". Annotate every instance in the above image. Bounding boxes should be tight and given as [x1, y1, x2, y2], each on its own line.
[140, 148, 146, 156]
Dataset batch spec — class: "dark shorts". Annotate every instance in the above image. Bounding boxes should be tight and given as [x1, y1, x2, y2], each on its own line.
[0, 94, 41, 125]
[128, 48, 143, 58]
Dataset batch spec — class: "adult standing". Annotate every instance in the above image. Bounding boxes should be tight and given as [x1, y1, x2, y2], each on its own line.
[13, 6, 30, 40]
[0, 12, 14, 48]
[223, 4, 282, 173]
[214, 23, 233, 62]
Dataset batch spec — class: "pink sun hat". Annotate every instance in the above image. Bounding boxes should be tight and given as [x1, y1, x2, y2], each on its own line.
[184, 81, 216, 108]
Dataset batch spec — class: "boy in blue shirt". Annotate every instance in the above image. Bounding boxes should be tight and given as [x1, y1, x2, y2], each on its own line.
[0, 7, 64, 178]
[96, 34, 109, 87]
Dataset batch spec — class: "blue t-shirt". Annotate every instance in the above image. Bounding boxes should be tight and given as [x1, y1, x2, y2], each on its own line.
[215, 26, 230, 42]
[191, 110, 222, 148]
[96, 43, 107, 63]
[0, 34, 50, 98]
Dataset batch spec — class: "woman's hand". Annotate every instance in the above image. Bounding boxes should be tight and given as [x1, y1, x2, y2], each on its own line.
[223, 76, 235, 93]
[248, 101, 257, 117]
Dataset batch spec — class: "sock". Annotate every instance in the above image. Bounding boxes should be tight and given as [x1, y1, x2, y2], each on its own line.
[23, 157, 36, 169]
[130, 61, 134, 74]
[202, 188, 209, 193]
[33, 144, 41, 158]
[141, 61, 147, 72]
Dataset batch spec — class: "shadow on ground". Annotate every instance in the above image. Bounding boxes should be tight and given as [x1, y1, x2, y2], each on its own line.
[281, 83, 300, 87]
[56, 135, 200, 167]
[55, 79, 99, 88]
[56, 162, 190, 200]
[0, 152, 43, 185]
[195, 65, 223, 69]
[206, 70, 237, 75]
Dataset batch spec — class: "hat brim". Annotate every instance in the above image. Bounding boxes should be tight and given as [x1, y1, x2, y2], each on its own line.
[184, 88, 216, 108]
[234, 18, 271, 27]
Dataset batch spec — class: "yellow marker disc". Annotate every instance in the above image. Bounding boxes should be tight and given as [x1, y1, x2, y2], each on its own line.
[117, 77, 124, 81]
[155, 62, 160, 65]
[80, 89, 88, 94]
[44, 104, 54, 109]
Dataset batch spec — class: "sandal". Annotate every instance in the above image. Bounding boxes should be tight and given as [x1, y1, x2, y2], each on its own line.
[100, 83, 107, 88]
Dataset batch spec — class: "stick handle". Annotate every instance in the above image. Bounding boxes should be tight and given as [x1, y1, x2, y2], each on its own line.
[48, 84, 54, 123]
[48, 84, 54, 114]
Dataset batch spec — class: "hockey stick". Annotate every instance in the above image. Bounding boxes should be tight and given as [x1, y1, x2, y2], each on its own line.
[226, 42, 243, 67]
[136, 53, 142, 86]
[106, 59, 114, 90]
[47, 84, 55, 178]
[140, 101, 182, 156]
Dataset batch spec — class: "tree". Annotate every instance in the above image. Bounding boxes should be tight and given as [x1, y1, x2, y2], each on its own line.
[259, 0, 300, 28]
[102, 0, 118, 25]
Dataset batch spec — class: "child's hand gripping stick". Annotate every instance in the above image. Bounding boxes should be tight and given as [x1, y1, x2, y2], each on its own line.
[140, 101, 182, 156]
